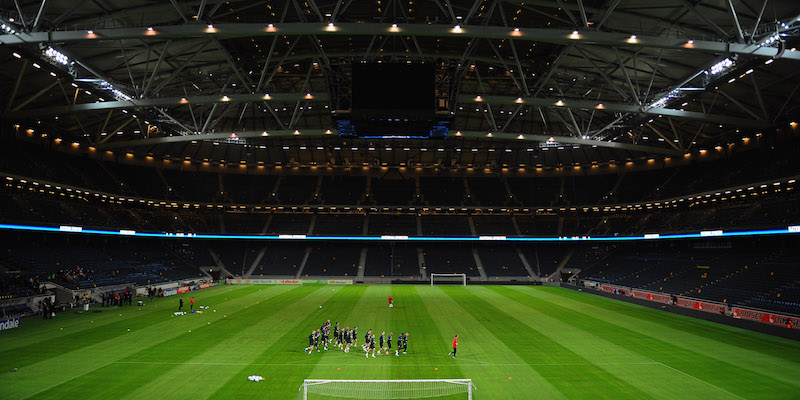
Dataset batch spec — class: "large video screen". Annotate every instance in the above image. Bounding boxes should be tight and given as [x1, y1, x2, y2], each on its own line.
[351, 63, 435, 112]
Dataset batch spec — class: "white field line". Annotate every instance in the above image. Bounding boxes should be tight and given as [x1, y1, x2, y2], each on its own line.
[21, 361, 115, 400]
[656, 362, 747, 400]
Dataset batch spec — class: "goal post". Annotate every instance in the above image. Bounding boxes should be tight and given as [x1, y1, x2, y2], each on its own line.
[430, 273, 467, 286]
[299, 379, 476, 400]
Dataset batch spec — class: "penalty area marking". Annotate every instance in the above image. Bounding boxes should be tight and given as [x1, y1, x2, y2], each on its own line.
[656, 362, 746, 400]
[20, 361, 115, 400]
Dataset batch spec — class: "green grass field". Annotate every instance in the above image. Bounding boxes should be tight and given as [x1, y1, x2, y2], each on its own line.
[1, 284, 799, 399]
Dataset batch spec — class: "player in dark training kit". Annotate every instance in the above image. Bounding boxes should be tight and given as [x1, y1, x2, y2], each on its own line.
[378, 331, 386, 354]
[320, 324, 329, 350]
[363, 329, 372, 352]
[305, 330, 316, 354]
[343, 327, 352, 353]
[387, 332, 393, 353]
[366, 334, 377, 358]
[396, 333, 403, 356]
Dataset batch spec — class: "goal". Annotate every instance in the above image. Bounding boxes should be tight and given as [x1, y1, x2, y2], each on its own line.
[430, 273, 467, 286]
[298, 379, 476, 399]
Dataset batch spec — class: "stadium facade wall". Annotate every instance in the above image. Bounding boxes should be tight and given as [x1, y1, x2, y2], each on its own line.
[561, 283, 800, 341]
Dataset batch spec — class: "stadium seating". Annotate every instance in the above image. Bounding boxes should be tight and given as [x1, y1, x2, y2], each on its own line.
[422, 245, 480, 276]
[320, 176, 366, 205]
[477, 246, 528, 277]
[363, 244, 419, 277]
[578, 240, 800, 315]
[420, 177, 465, 206]
[302, 245, 361, 277]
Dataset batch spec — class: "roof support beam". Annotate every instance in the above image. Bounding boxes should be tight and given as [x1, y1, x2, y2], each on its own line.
[773, 80, 800, 122]
[679, 0, 729, 39]
[725, 0, 745, 43]
[465, 94, 772, 128]
[96, 109, 113, 142]
[749, 0, 768, 43]
[100, 118, 136, 144]
[169, 0, 190, 23]
[32, 0, 47, 32]
[95, 128, 684, 156]
[575, 47, 631, 101]
[4, 23, 798, 60]
[590, 114, 625, 138]
[52, 2, 84, 26]
[13, 0, 28, 31]
[6, 91, 772, 129]
[196, 0, 208, 22]
[141, 40, 172, 98]
[613, 48, 641, 105]
[576, 0, 590, 28]
[554, 0, 579, 26]
[10, 80, 59, 113]
[718, 89, 763, 120]
[594, 0, 620, 30]
[667, 117, 684, 150]
[152, 40, 211, 95]
[5, 93, 325, 119]
[750, 74, 769, 119]
[5, 60, 27, 113]
[645, 123, 682, 151]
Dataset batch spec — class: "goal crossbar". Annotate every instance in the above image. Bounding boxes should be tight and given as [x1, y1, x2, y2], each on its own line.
[430, 273, 467, 286]
[299, 379, 475, 400]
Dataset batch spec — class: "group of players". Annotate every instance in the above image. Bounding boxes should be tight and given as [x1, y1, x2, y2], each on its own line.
[305, 320, 410, 357]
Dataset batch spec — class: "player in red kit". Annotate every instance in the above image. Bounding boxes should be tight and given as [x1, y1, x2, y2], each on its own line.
[388, 296, 393, 308]
[448, 334, 458, 358]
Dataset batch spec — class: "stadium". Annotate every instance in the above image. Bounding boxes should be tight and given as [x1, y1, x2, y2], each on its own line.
[1, 0, 799, 398]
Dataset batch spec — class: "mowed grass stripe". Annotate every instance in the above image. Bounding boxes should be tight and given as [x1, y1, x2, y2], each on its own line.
[206, 285, 370, 398]
[0, 284, 253, 354]
[300, 285, 468, 383]
[0, 285, 291, 400]
[441, 286, 654, 400]
[479, 285, 740, 400]
[515, 286, 800, 382]
[115, 285, 338, 400]
[0, 284, 260, 375]
[418, 286, 565, 399]
[545, 286, 800, 363]
[508, 286, 800, 397]
[389, 285, 464, 382]
[307, 285, 397, 380]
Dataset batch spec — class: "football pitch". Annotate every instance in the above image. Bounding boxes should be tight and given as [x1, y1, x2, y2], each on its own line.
[1, 284, 799, 399]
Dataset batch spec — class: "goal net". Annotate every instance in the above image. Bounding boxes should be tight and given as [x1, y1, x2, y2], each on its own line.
[430, 273, 467, 286]
[299, 379, 476, 400]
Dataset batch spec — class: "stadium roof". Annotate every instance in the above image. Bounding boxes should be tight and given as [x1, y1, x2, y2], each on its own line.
[1, 0, 799, 169]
